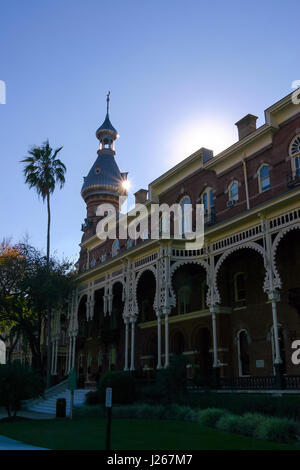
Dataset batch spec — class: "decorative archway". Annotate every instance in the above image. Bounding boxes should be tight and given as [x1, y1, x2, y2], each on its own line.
[136, 269, 157, 321]
[213, 242, 267, 303]
[272, 223, 300, 288]
[170, 260, 209, 308]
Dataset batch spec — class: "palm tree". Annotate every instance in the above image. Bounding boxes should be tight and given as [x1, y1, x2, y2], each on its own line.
[21, 140, 66, 263]
[21, 140, 66, 387]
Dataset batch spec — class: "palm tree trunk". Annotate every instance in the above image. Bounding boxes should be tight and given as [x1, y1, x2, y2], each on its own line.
[46, 191, 51, 388]
[46, 191, 50, 264]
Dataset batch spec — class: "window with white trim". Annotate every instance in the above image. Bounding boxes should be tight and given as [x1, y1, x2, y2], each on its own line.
[258, 164, 270, 192]
[200, 187, 215, 222]
[112, 239, 119, 257]
[179, 195, 192, 236]
[289, 135, 300, 176]
[228, 181, 239, 202]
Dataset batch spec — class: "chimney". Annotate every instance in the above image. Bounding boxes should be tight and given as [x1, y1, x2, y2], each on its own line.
[134, 188, 148, 205]
[235, 114, 258, 140]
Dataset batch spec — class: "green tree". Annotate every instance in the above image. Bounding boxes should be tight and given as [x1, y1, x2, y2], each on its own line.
[21, 141, 66, 386]
[0, 240, 74, 375]
[0, 361, 43, 418]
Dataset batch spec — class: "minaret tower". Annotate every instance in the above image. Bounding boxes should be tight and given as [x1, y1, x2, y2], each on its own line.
[81, 93, 128, 241]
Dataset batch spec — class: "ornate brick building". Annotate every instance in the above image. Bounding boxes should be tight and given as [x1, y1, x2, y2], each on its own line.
[52, 91, 300, 389]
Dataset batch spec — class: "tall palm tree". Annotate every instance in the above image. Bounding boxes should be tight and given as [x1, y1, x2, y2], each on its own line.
[21, 140, 66, 263]
[21, 140, 66, 387]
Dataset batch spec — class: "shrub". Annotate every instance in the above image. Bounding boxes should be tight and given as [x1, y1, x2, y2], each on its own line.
[98, 371, 135, 404]
[113, 404, 165, 420]
[237, 413, 265, 437]
[186, 392, 300, 421]
[85, 390, 100, 405]
[254, 416, 299, 444]
[73, 405, 106, 418]
[145, 355, 189, 405]
[216, 413, 243, 433]
[162, 404, 197, 422]
[197, 408, 227, 427]
[0, 362, 43, 417]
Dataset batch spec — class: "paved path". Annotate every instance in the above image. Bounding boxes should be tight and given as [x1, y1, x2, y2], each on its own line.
[0, 408, 53, 450]
[0, 435, 48, 450]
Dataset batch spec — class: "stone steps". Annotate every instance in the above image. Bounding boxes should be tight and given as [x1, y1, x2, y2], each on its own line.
[27, 389, 92, 415]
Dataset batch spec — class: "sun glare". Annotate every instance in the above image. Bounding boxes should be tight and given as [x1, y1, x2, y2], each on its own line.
[122, 179, 131, 191]
[168, 116, 237, 167]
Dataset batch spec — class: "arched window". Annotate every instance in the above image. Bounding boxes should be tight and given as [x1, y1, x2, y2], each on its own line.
[228, 181, 239, 202]
[111, 239, 119, 257]
[258, 164, 270, 192]
[237, 330, 250, 376]
[200, 188, 215, 224]
[127, 238, 134, 249]
[289, 135, 300, 177]
[270, 325, 286, 374]
[180, 196, 192, 236]
[234, 272, 246, 304]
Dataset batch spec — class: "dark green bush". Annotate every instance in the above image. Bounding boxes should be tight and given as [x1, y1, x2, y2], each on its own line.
[254, 416, 299, 443]
[85, 390, 100, 405]
[0, 361, 43, 417]
[140, 355, 188, 405]
[73, 404, 106, 418]
[186, 392, 300, 421]
[237, 413, 265, 436]
[98, 371, 136, 404]
[197, 408, 227, 427]
[216, 413, 243, 433]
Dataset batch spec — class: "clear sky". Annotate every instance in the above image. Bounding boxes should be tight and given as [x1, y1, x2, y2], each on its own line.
[1, 0, 299, 262]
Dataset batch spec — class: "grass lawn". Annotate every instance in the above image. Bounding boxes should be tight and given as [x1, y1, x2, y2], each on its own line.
[0, 417, 298, 450]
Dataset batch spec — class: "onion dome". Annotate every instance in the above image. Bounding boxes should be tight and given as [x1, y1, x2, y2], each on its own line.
[81, 92, 128, 200]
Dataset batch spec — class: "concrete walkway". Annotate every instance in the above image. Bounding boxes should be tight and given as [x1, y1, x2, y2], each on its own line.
[0, 408, 54, 450]
[0, 435, 48, 450]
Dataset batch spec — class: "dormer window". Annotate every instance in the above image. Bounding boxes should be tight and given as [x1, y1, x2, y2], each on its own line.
[112, 239, 120, 257]
[200, 188, 215, 224]
[95, 166, 101, 175]
[228, 181, 239, 202]
[179, 196, 192, 236]
[289, 135, 300, 176]
[258, 164, 270, 192]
